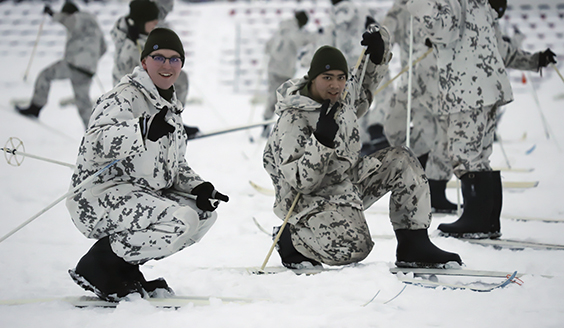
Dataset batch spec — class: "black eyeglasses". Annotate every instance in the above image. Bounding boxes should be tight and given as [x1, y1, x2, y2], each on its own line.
[149, 55, 183, 67]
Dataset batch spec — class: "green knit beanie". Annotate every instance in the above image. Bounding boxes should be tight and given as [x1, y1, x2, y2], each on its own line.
[141, 28, 185, 67]
[307, 46, 348, 81]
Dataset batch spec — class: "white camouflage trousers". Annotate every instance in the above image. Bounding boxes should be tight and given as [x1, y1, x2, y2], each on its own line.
[447, 105, 497, 178]
[74, 186, 217, 265]
[263, 73, 291, 121]
[291, 147, 432, 266]
[31, 60, 93, 128]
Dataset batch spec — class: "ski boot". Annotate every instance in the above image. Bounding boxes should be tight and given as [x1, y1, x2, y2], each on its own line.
[274, 225, 322, 270]
[429, 179, 458, 214]
[15, 103, 42, 118]
[395, 229, 462, 268]
[438, 171, 496, 239]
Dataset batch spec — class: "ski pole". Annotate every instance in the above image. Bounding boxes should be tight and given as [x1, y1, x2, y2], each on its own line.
[23, 14, 46, 82]
[258, 192, 301, 273]
[2, 146, 75, 169]
[0, 160, 119, 244]
[374, 48, 433, 96]
[551, 63, 564, 84]
[406, 15, 414, 149]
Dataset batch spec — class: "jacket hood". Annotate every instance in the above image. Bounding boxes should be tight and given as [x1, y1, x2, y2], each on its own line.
[274, 77, 322, 116]
[117, 66, 184, 114]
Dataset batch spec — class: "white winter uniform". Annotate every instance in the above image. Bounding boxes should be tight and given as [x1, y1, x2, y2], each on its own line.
[263, 18, 315, 120]
[264, 28, 433, 265]
[31, 10, 106, 128]
[407, 0, 513, 177]
[66, 67, 215, 264]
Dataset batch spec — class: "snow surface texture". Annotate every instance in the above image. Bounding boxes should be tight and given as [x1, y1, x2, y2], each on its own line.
[1, 0, 564, 327]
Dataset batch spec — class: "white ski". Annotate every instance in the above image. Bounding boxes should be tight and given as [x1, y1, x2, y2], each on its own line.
[502, 215, 564, 223]
[0, 295, 254, 308]
[390, 267, 522, 278]
[249, 180, 275, 196]
[460, 238, 564, 250]
[395, 271, 518, 292]
[446, 180, 538, 189]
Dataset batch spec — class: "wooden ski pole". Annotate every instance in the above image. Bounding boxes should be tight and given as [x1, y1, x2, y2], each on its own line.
[23, 14, 46, 82]
[551, 63, 564, 84]
[258, 192, 301, 273]
[374, 47, 433, 95]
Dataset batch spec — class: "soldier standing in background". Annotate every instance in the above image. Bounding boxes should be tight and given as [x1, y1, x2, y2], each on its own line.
[16, 1, 106, 129]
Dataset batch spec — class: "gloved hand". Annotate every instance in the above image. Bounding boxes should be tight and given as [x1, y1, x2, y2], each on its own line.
[539, 48, 557, 68]
[425, 38, 433, 48]
[191, 182, 229, 212]
[313, 100, 340, 148]
[43, 5, 54, 16]
[364, 16, 376, 30]
[360, 26, 385, 65]
[126, 22, 140, 42]
[140, 107, 175, 142]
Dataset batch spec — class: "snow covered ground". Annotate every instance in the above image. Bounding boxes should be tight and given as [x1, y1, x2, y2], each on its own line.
[1, 1, 564, 327]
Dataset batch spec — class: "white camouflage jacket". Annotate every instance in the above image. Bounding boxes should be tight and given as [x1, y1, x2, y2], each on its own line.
[263, 29, 392, 224]
[54, 11, 106, 75]
[406, 0, 513, 114]
[111, 16, 148, 86]
[67, 67, 204, 236]
[265, 18, 315, 78]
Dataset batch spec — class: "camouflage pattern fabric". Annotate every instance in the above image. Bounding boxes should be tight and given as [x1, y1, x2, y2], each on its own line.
[291, 147, 431, 265]
[447, 104, 498, 177]
[30, 10, 106, 128]
[264, 73, 292, 121]
[264, 28, 432, 265]
[53, 11, 106, 75]
[406, 0, 513, 114]
[31, 60, 93, 128]
[66, 67, 212, 264]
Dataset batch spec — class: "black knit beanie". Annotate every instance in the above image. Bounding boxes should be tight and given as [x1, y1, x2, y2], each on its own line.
[488, 0, 507, 18]
[295, 10, 308, 29]
[141, 28, 185, 66]
[61, 2, 79, 14]
[128, 0, 160, 29]
[307, 46, 348, 81]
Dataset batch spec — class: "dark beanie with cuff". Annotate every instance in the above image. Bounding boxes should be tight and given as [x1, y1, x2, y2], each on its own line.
[128, 0, 160, 32]
[141, 28, 185, 67]
[307, 45, 349, 81]
[61, 2, 79, 14]
[295, 10, 308, 29]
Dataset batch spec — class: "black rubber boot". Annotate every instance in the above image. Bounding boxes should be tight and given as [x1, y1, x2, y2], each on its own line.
[361, 124, 390, 157]
[395, 229, 462, 268]
[417, 153, 429, 170]
[15, 103, 42, 118]
[429, 179, 458, 214]
[489, 171, 502, 239]
[274, 225, 322, 270]
[438, 171, 495, 239]
[69, 236, 145, 302]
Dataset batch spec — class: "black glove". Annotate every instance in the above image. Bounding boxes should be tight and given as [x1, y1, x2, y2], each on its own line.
[365, 16, 376, 30]
[126, 22, 140, 42]
[184, 125, 200, 140]
[425, 38, 433, 48]
[191, 182, 229, 212]
[313, 100, 340, 148]
[43, 5, 54, 16]
[361, 27, 385, 65]
[141, 107, 175, 142]
[539, 48, 557, 68]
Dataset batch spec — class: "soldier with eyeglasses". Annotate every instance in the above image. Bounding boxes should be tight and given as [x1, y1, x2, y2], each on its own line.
[66, 28, 229, 302]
